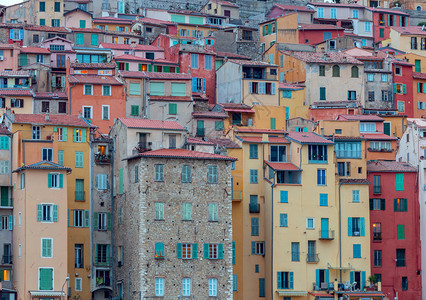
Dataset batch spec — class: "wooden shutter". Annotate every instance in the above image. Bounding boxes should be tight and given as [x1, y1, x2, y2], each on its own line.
[192, 243, 198, 259]
[47, 174, 52, 188]
[204, 243, 209, 259]
[218, 244, 223, 259]
[360, 217, 365, 236]
[52, 205, 58, 222]
[93, 212, 99, 230]
[232, 241, 236, 265]
[84, 210, 90, 227]
[348, 217, 352, 236]
[176, 243, 182, 258]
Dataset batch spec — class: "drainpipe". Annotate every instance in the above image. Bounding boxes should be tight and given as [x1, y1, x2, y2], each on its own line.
[90, 133, 94, 293]
[338, 181, 342, 282]
[270, 178, 275, 299]
[110, 136, 115, 298]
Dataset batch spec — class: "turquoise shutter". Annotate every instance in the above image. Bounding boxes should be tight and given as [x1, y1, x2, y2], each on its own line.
[82, 129, 86, 143]
[48, 174, 52, 188]
[204, 243, 209, 259]
[8, 215, 12, 230]
[52, 205, 58, 222]
[119, 168, 124, 194]
[176, 243, 182, 258]
[58, 150, 64, 166]
[280, 191, 288, 203]
[396, 173, 404, 191]
[63, 128, 67, 141]
[84, 210, 89, 227]
[251, 241, 256, 254]
[37, 204, 43, 221]
[192, 243, 198, 259]
[107, 213, 112, 230]
[325, 270, 329, 283]
[393, 83, 397, 93]
[402, 84, 407, 94]
[350, 271, 354, 283]
[348, 217, 352, 236]
[316, 269, 320, 287]
[218, 244, 223, 259]
[67, 209, 70, 226]
[59, 174, 63, 188]
[73, 129, 77, 142]
[270, 118, 276, 129]
[277, 272, 281, 289]
[289, 272, 294, 289]
[362, 271, 366, 289]
[360, 217, 365, 236]
[93, 213, 98, 230]
[203, 78, 206, 93]
[232, 241, 236, 265]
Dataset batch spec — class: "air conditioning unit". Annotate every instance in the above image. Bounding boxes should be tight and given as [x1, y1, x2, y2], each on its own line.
[0, 56, 4, 61]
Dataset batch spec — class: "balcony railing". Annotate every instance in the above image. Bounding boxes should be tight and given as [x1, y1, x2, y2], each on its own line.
[75, 191, 85, 201]
[0, 198, 13, 208]
[319, 230, 335, 240]
[1, 255, 12, 264]
[95, 256, 112, 267]
[306, 253, 319, 263]
[232, 190, 242, 201]
[396, 258, 406, 267]
[137, 142, 151, 153]
[249, 203, 260, 213]
[96, 277, 111, 287]
[373, 232, 382, 241]
[373, 186, 381, 194]
[95, 153, 111, 164]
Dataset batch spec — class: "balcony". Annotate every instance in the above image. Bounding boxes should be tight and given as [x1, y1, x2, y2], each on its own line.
[136, 142, 152, 153]
[95, 257, 112, 267]
[319, 230, 335, 240]
[368, 148, 393, 153]
[306, 253, 319, 263]
[249, 203, 260, 213]
[1, 255, 12, 264]
[0, 198, 13, 208]
[196, 128, 205, 137]
[232, 190, 242, 201]
[373, 232, 382, 241]
[396, 258, 406, 267]
[75, 191, 85, 201]
[95, 153, 111, 164]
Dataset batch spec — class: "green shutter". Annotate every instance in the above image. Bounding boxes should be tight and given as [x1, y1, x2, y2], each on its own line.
[107, 213, 112, 230]
[397, 224, 405, 239]
[125, 63, 129, 71]
[204, 243, 209, 259]
[84, 210, 89, 227]
[270, 118, 276, 129]
[148, 64, 152, 72]
[59, 174, 63, 188]
[93, 212, 99, 230]
[91, 34, 98, 46]
[62, 128, 67, 141]
[232, 241, 236, 265]
[39, 268, 53, 290]
[82, 129, 86, 143]
[119, 168, 124, 194]
[168, 103, 177, 115]
[176, 243, 182, 258]
[402, 84, 407, 94]
[58, 150, 64, 166]
[218, 243, 223, 259]
[192, 243, 198, 259]
[52, 205, 58, 222]
[48, 174, 52, 188]
[396, 173, 404, 191]
[73, 129, 77, 142]
[138, 63, 142, 71]
[131, 105, 139, 116]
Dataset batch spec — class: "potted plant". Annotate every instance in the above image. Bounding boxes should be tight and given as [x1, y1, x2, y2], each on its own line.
[368, 275, 377, 288]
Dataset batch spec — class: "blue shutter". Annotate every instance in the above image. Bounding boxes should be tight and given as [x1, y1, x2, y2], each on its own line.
[360, 217, 365, 236]
[289, 272, 294, 289]
[8, 215, 12, 230]
[202, 78, 206, 93]
[204, 243, 209, 258]
[192, 78, 197, 92]
[272, 83, 276, 95]
[84, 210, 89, 227]
[177, 243, 182, 258]
[362, 271, 366, 289]
[218, 244, 223, 259]
[10, 29, 13, 40]
[249, 82, 253, 93]
[20, 29, 23, 39]
[59, 174, 63, 188]
[52, 205, 58, 222]
[316, 269, 320, 287]
[277, 272, 282, 289]
[37, 204, 42, 221]
[325, 270, 329, 284]
[82, 129, 86, 143]
[192, 243, 198, 259]
[280, 191, 288, 203]
[350, 271, 354, 283]
[232, 241, 236, 265]
[251, 241, 256, 254]
[348, 217, 352, 236]
[48, 174, 52, 188]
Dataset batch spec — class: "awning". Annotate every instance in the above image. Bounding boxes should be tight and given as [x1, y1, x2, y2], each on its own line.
[276, 290, 308, 296]
[29, 291, 65, 297]
[223, 108, 255, 113]
[308, 292, 334, 299]
[344, 292, 385, 297]
[327, 265, 354, 270]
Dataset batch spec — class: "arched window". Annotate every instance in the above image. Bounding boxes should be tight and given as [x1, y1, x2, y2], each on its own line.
[351, 66, 359, 78]
[416, 5, 422, 11]
[332, 65, 340, 77]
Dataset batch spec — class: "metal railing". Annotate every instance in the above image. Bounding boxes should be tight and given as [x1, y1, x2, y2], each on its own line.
[2, 255, 12, 264]
[95, 154, 112, 164]
[249, 203, 260, 213]
[232, 190, 242, 200]
[319, 230, 335, 240]
[306, 253, 319, 263]
[0, 198, 13, 208]
[95, 256, 112, 267]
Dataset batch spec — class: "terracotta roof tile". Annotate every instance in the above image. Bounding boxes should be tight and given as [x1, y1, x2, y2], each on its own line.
[93, 17, 133, 24]
[192, 111, 228, 119]
[20, 47, 50, 54]
[366, 7, 409, 16]
[0, 89, 34, 96]
[216, 51, 250, 59]
[12, 114, 89, 127]
[413, 72, 426, 80]
[0, 126, 11, 135]
[391, 26, 426, 36]
[227, 59, 277, 67]
[115, 54, 152, 62]
[209, 138, 241, 148]
[283, 51, 363, 64]
[71, 62, 116, 69]
[236, 128, 285, 134]
[134, 44, 164, 52]
[100, 43, 132, 50]
[0, 70, 30, 77]
[148, 96, 192, 102]
[13, 161, 72, 172]
[68, 75, 122, 85]
[138, 17, 175, 26]
[338, 114, 384, 121]
[135, 148, 236, 161]
[145, 72, 191, 80]
[367, 161, 417, 172]
[286, 131, 334, 144]
[186, 137, 214, 145]
[299, 24, 344, 30]
[25, 25, 69, 32]
[211, 0, 239, 8]
[279, 82, 304, 90]
[265, 161, 300, 171]
[308, 2, 364, 8]
[34, 92, 67, 100]
[237, 136, 289, 143]
[392, 59, 414, 66]
[273, 3, 314, 12]
[119, 118, 185, 130]
[340, 178, 370, 184]
[361, 133, 397, 140]
[69, 27, 103, 33]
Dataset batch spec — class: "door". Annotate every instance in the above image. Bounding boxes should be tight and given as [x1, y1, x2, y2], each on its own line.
[1, 187, 8, 206]
[321, 218, 329, 238]
[354, 271, 361, 290]
[139, 133, 147, 149]
[169, 135, 176, 149]
[75, 179, 84, 201]
[308, 241, 315, 262]
[384, 122, 391, 136]
[197, 120, 204, 137]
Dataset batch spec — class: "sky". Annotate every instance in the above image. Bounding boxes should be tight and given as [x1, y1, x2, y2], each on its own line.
[2, 0, 25, 6]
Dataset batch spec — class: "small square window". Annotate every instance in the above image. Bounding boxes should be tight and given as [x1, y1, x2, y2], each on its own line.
[307, 218, 314, 229]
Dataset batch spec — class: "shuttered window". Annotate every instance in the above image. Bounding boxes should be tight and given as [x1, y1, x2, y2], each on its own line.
[41, 238, 53, 258]
[129, 83, 140, 95]
[150, 82, 165, 96]
[39, 268, 53, 290]
[171, 83, 186, 96]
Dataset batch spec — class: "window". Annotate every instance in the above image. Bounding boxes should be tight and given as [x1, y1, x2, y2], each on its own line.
[353, 244, 361, 258]
[330, 7, 336, 18]
[395, 66, 401, 75]
[209, 278, 218, 296]
[155, 164, 164, 182]
[291, 242, 299, 261]
[396, 249, 405, 267]
[307, 218, 315, 229]
[402, 277, 408, 290]
[280, 213, 288, 227]
[319, 65, 325, 76]
[208, 165, 218, 183]
[205, 55, 212, 70]
[335, 142, 361, 158]
[0, 161, 9, 174]
[374, 250, 382, 267]
[96, 212, 107, 230]
[319, 194, 328, 206]
[75, 244, 83, 268]
[130, 105, 139, 116]
[352, 190, 360, 203]
[396, 173, 404, 191]
[352, 9, 359, 18]
[51, 19, 60, 27]
[41, 238, 52, 258]
[191, 54, 199, 68]
[277, 272, 294, 289]
[348, 217, 364, 236]
[101, 105, 110, 120]
[338, 162, 351, 176]
[182, 203, 192, 220]
[39, 1, 45, 11]
[207, 243, 222, 259]
[155, 202, 164, 220]
[178, 243, 194, 259]
[39, 268, 53, 290]
[10, 98, 23, 108]
[250, 169, 258, 184]
[75, 278, 82, 291]
[309, 145, 327, 162]
[398, 101, 405, 112]
[332, 65, 340, 77]
[370, 198, 385, 210]
[0, 136, 9, 150]
[129, 82, 140, 95]
[59, 102, 66, 113]
[317, 169, 326, 185]
[394, 198, 407, 212]
[84, 85, 93, 95]
[182, 165, 191, 183]
[364, 22, 371, 32]
[320, 87, 326, 100]
[48, 173, 62, 189]
[318, 7, 324, 18]
[96, 174, 108, 190]
[251, 217, 259, 236]
[155, 277, 164, 296]
[374, 175, 381, 193]
[40, 19, 45, 26]
[41, 101, 50, 113]
[270, 145, 286, 162]
[397, 224, 405, 240]
[42, 148, 53, 161]
[182, 278, 191, 296]
[171, 83, 186, 96]
[150, 82, 164, 96]
[367, 73, 374, 82]
[75, 151, 83, 168]
[54, 1, 60, 12]
[208, 203, 218, 221]
[168, 103, 177, 115]
[82, 106, 93, 119]
[33, 126, 41, 140]
[360, 123, 376, 132]
[249, 144, 258, 159]
[102, 85, 111, 96]
[74, 210, 84, 227]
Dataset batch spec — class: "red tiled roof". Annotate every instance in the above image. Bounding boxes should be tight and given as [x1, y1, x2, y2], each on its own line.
[69, 27, 102, 33]
[366, 7, 409, 16]
[0, 89, 33, 96]
[119, 118, 185, 130]
[216, 51, 250, 59]
[279, 82, 304, 90]
[211, 0, 239, 8]
[148, 96, 192, 102]
[392, 26, 426, 36]
[25, 25, 69, 32]
[338, 114, 384, 121]
[151, 58, 179, 65]
[286, 131, 334, 144]
[71, 62, 116, 69]
[0, 70, 30, 77]
[136, 148, 236, 161]
[343, 293, 385, 297]
[339, 178, 370, 184]
[93, 17, 133, 24]
[12, 114, 89, 127]
[361, 133, 397, 140]
[0, 127, 11, 135]
[138, 17, 175, 26]
[100, 43, 132, 50]
[283, 51, 363, 65]
[227, 59, 277, 67]
[209, 138, 241, 148]
[273, 3, 314, 12]
[134, 44, 164, 52]
[236, 128, 284, 134]
[238, 136, 289, 143]
[20, 47, 50, 54]
[192, 111, 228, 119]
[145, 72, 191, 80]
[265, 161, 300, 171]
[34, 92, 67, 100]
[367, 161, 416, 172]
[0, 44, 14, 49]
[115, 54, 152, 62]
[308, 2, 363, 8]
[67, 75, 123, 85]
[414, 72, 426, 80]
[392, 59, 414, 66]
[119, 71, 148, 78]
[186, 137, 214, 145]
[299, 24, 344, 30]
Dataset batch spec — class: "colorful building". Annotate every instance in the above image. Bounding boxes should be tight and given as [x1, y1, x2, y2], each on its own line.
[393, 60, 414, 117]
[368, 8, 409, 43]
